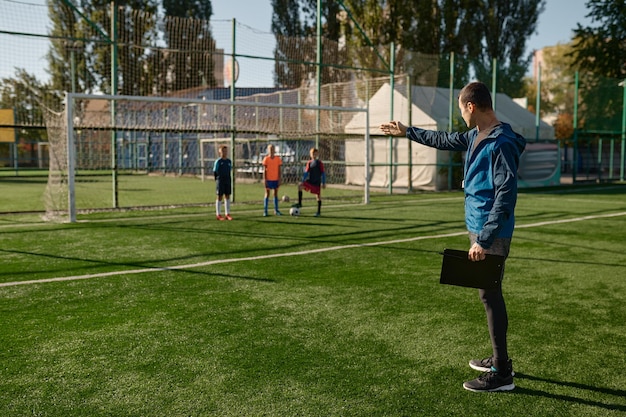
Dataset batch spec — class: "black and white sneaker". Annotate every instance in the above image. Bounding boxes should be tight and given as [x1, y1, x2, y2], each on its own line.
[469, 357, 515, 376]
[463, 369, 515, 392]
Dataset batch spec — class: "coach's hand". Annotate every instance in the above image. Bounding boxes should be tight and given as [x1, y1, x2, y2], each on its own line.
[380, 121, 407, 137]
[468, 242, 486, 262]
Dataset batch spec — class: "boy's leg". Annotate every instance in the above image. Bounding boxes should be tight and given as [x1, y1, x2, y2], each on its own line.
[263, 188, 269, 216]
[216, 195, 225, 220]
[224, 195, 232, 219]
[273, 189, 281, 215]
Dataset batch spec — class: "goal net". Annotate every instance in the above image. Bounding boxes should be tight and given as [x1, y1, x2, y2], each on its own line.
[44, 90, 370, 222]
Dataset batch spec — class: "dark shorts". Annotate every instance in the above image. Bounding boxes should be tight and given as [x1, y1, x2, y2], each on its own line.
[265, 180, 280, 190]
[216, 180, 231, 196]
[469, 233, 511, 258]
[302, 181, 321, 195]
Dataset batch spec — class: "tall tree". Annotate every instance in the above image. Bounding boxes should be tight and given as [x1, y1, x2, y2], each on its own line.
[271, 0, 543, 95]
[569, 0, 626, 132]
[271, 0, 347, 88]
[570, 0, 626, 79]
[161, 0, 217, 92]
[472, 0, 545, 97]
[337, 0, 446, 84]
[75, 0, 158, 95]
[524, 43, 578, 140]
[271, 0, 307, 88]
[46, 0, 94, 95]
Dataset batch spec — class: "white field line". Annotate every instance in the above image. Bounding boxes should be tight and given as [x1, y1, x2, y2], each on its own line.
[1, 211, 625, 288]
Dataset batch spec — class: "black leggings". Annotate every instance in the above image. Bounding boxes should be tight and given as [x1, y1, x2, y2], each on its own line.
[469, 234, 511, 363]
[479, 286, 508, 362]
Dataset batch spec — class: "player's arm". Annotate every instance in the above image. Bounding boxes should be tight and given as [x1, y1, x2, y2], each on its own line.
[262, 158, 268, 184]
[213, 159, 219, 179]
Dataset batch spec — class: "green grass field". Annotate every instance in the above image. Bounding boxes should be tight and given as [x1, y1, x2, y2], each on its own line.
[0, 170, 365, 214]
[1, 184, 626, 416]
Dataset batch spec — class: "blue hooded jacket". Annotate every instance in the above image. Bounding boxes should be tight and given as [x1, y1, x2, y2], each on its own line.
[406, 122, 526, 249]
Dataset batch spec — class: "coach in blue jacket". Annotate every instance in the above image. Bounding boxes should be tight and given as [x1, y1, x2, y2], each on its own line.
[380, 81, 526, 393]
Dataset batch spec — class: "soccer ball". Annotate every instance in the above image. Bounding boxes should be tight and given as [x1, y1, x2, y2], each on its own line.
[289, 206, 300, 216]
[282, 195, 290, 202]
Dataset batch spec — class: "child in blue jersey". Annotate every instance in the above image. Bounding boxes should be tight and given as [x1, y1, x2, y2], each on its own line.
[297, 147, 325, 216]
[213, 145, 233, 220]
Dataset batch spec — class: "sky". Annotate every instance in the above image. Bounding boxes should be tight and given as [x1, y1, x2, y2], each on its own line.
[0, 0, 593, 88]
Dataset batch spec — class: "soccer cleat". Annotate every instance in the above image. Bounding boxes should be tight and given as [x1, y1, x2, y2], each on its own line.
[275, 210, 282, 216]
[216, 215, 225, 221]
[292, 203, 302, 208]
[263, 212, 268, 217]
[314, 212, 320, 217]
[225, 214, 233, 221]
[463, 368, 515, 393]
[469, 357, 514, 376]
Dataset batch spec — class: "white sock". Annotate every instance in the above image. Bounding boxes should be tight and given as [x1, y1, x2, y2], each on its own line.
[216, 200, 221, 216]
[225, 199, 230, 215]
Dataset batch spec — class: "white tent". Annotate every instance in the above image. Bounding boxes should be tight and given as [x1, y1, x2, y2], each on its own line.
[345, 83, 558, 190]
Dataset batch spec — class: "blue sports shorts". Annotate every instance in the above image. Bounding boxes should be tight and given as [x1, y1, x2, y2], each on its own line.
[265, 180, 280, 190]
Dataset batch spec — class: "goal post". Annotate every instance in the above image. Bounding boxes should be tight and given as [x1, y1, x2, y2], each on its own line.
[46, 92, 370, 222]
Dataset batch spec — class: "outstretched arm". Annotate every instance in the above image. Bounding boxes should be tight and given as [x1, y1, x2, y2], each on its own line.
[382, 121, 470, 151]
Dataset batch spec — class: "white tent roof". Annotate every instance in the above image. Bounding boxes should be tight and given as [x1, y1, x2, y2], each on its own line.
[346, 83, 555, 140]
[344, 83, 438, 134]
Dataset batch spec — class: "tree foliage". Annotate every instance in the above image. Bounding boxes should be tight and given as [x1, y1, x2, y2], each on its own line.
[0, 70, 53, 140]
[161, 0, 216, 92]
[271, 0, 347, 88]
[524, 43, 577, 121]
[472, 0, 545, 97]
[45, 0, 215, 96]
[568, 0, 625, 132]
[571, 0, 626, 79]
[271, 0, 544, 96]
[46, 0, 94, 95]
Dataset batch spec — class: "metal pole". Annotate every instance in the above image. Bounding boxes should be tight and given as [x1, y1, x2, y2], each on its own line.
[619, 79, 626, 181]
[230, 19, 237, 201]
[365, 101, 370, 205]
[389, 42, 395, 195]
[573, 71, 579, 182]
[110, 1, 118, 208]
[316, 0, 322, 150]
[535, 63, 541, 141]
[66, 93, 77, 223]
[448, 51, 455, 190]
[407, 74, 413, 192]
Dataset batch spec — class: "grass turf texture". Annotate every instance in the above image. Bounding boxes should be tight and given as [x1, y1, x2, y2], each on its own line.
[0, 170, 364, 213]
[1, 185, 625, 416]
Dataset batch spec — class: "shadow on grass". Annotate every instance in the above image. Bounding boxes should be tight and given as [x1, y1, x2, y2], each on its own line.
[514, 372, 626, 412]
[514, 235, 626, 259]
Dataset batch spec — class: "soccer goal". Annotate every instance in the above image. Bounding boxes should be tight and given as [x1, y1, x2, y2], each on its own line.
[44, 92, 371, 222]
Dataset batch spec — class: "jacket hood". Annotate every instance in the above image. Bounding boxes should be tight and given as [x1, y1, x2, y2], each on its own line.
[495, 122, 526, 155]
